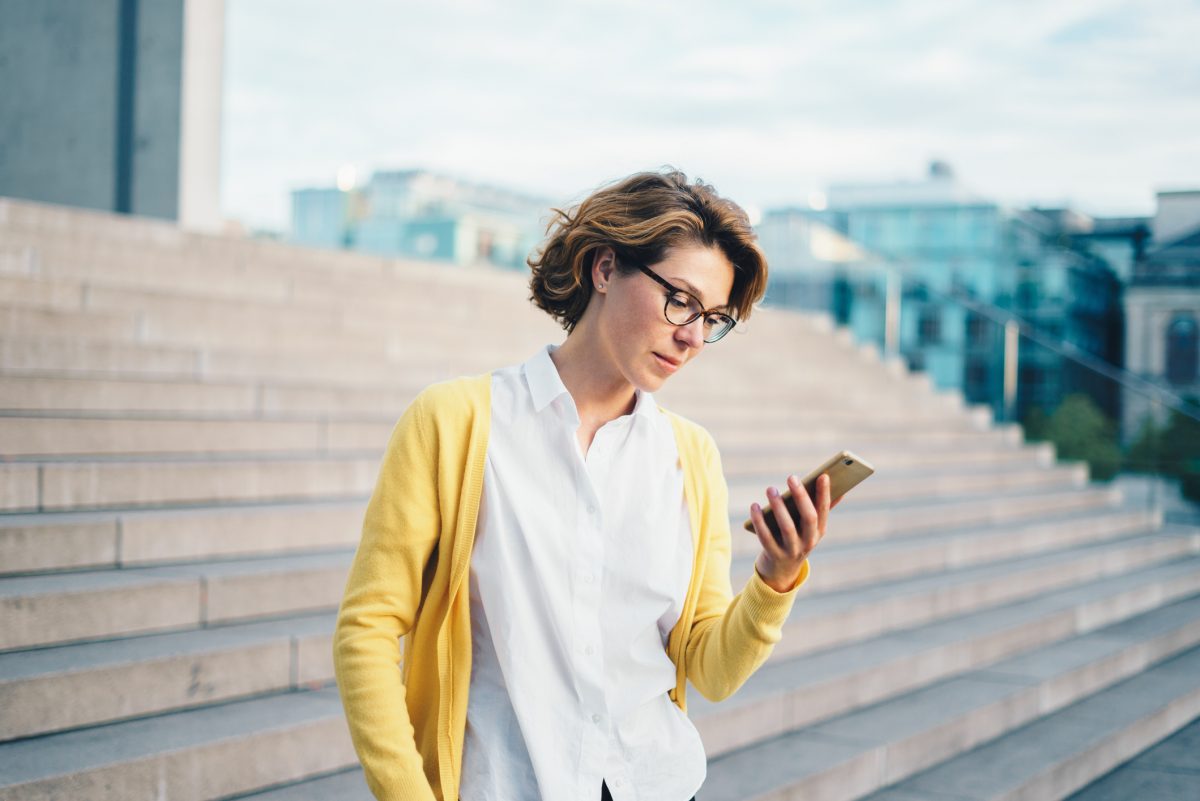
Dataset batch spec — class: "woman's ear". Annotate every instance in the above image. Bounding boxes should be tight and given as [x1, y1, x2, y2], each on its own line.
[591, 246, 617, 292]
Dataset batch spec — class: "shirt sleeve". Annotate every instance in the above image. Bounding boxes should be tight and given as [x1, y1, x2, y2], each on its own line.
[333, 392, 441, 801]
[681, 430, 810, 703]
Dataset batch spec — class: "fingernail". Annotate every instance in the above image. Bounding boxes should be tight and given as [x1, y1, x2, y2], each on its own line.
[788, 474, 799, 485]
[767, 487, 779, 498]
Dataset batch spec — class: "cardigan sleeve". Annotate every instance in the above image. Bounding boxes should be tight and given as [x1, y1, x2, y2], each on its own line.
[682, 430, 810, 702]
[333, 392, 441, 801]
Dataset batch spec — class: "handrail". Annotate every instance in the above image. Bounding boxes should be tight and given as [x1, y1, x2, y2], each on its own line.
[865, 262, 1200, 425]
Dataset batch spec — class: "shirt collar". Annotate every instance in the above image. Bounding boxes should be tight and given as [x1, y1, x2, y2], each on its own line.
[524, 344, 660, 422]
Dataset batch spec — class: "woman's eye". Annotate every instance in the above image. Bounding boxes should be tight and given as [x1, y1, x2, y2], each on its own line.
[667, 295, 690, 309]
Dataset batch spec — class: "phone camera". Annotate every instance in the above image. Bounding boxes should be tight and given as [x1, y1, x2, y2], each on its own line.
[844, 459, 854, 465]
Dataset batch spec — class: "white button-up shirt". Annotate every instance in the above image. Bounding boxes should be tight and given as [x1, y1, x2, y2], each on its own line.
[460, 344, 706, 801]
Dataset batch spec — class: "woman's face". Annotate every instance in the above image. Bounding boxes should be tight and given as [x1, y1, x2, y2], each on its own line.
[594, 242, 736, 393]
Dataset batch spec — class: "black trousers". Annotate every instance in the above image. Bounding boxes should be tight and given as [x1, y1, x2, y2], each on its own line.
[601, 780, 696, 800]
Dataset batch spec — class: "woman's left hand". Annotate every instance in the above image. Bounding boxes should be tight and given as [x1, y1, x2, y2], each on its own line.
[748, 473, 838, 593]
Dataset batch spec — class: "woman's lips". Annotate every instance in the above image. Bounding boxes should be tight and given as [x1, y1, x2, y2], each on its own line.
[654, 352, 681, 372]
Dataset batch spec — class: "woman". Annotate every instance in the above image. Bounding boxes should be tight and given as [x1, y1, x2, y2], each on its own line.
[333, 169, 834, 801]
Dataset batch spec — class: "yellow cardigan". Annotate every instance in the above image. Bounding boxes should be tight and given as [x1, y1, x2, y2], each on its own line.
[333, 374, 810, 801]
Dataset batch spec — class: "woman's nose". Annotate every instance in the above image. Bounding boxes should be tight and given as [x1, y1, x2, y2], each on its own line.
[674, 316, 707, 350]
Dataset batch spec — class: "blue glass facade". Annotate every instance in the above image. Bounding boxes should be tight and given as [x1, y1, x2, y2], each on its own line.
[758, 167, 1125, 422]
[289, 170, 547, 271]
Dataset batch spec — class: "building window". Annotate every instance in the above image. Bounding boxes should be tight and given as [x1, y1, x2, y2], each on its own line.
[966, 357, 988, 388]
[918, 308, 942, 345]
[1166, 314, 1198, 385]
[1016, 280, 1038, 309]
[966, 313, 991, 346]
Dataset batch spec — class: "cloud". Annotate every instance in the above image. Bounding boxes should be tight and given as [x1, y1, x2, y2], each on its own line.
[220, 0, 1200, 229]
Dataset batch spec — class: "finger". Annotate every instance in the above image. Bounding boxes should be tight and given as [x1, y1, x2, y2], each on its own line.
[749, 501, 784, 557]
[787, 473, 820, 519]
[766, 485, 802, 558]
[812, 474, 832, 549]
[785, 474, 820, 553]
[815, 473, 832, 537]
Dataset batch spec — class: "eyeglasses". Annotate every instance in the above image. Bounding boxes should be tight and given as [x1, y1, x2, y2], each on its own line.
[630, 262, 737, 343]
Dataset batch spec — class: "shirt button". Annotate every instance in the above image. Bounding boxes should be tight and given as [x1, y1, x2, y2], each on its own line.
[587, 505, 596, 515]
[584, 645, 595, 655]
[584, 573, 595, 584]
[613, 778, 624, 788]
[592, 714, 602, 724]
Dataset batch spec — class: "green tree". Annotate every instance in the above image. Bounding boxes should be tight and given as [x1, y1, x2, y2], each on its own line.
[1037, 394, 1122, 481]
[1021, 406, 1048, 443]
[1126, 414, 1166, 474]
[1123, 399, 1200, 502]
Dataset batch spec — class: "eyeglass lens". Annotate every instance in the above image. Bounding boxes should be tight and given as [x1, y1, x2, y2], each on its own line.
[664, 293, 734, 342]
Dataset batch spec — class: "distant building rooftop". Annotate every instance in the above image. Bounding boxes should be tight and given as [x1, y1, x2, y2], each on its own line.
[826, 161, 990, 209]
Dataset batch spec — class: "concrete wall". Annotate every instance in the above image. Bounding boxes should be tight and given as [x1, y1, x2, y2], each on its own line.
[0, 0, 124, 212]
[0, 0, 222, 228]
[1122, 285, 1200, 440]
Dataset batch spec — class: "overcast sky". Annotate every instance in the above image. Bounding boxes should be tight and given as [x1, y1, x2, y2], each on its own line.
[219, 0, 1200, 232]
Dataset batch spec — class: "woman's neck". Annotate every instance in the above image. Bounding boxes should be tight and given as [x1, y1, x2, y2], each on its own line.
[550, 331, 637, 426]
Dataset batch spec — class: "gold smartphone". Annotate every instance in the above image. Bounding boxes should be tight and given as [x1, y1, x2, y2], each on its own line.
[742, 450, 875, 541]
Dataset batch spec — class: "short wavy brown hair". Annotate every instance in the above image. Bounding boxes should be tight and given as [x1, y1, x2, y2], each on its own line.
[528, 168, 768, 332]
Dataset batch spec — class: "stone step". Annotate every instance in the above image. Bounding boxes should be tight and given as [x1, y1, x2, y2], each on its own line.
[0, 612, 334, 741]
[0, 231, 536, 315]
[863, 633, 1200, 800]
[0, 411, 999, 459]
[8, 448, 1072, 514]
[0, 687, 355, 801]
[0, 551, 353, 651]
[718, 440, 1051, 476]
[0, 203, 868, 339]
[209, 568, 1200, 801]
[0, 240, 846, 367]
[0, 416, 335, 458]
[2, 517, 1191, 664]
[694, 565, 1200, 758]
[0, 231, 841, 350]
[9, 454, 377, 513]
[727, 462, 1085, 512]
[698, 602, 1200, 801]
[0, 378, 970, 434]
[0, 373, 265, 415]
[230, 769, 372, 800]
[0, 333, 498, 386]
[0, 501, 365, 575]
[0, 366, 961, 421]
[0, 272, 85, 313]
[729, 506, 1159, 595]
[1, 335, 204, 380]
[764, 530, 1200, 664]
[1, 304, 136, 341]
[730, 485, 1122, 557]
[2, 533, 1188, 746]
[0, 331, 934, 396]
[1063, 716, 1200, 800]
[0, 257, 888, 373]
[2, 489, 1137, 580]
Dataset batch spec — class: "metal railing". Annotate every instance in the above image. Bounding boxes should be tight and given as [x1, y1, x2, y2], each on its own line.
[801, 263, 1200, 525]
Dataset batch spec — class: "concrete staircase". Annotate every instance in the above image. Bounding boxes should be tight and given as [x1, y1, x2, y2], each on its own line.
[1, 196, 1197, 801]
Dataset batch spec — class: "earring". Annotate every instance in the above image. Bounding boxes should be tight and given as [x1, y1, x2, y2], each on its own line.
[598, 283, 605, 289]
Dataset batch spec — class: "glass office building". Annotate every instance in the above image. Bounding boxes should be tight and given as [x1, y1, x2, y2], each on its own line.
[758, 163, 1126, 423]
[289, 170, 548, 271]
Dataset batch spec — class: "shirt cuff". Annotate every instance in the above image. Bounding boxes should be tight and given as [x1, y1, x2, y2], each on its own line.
[753, 558, 811, 595]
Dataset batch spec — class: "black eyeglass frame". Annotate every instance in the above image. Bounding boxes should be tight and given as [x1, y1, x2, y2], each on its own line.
[628, 262, 738, 343]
